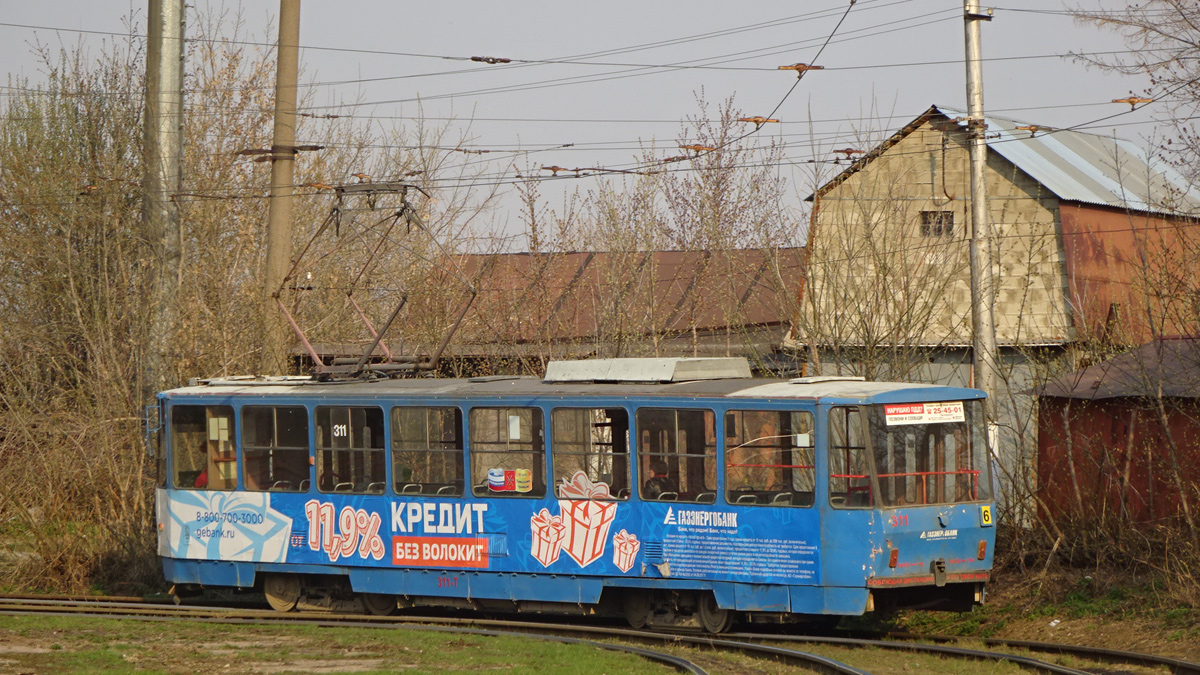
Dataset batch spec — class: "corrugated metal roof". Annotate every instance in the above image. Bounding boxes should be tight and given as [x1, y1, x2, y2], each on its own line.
[1036, 338, 1200, 400]
[938, 105, 1200, 214]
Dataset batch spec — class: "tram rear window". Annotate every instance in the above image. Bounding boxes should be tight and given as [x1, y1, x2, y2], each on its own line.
[725, 410, 815, 507]
[869, 400, 992, 506]
[316, 407, 385, 494]
[551, 408, 629, 500]
[242, 406, 310, 492]
[636, 409, 716, 503]
[392, 407, 464, 497]
[171, 405, 236, 490]
[470, 407, 545, 498]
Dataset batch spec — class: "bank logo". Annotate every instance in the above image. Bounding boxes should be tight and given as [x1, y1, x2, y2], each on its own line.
[662, 507, 737, 529]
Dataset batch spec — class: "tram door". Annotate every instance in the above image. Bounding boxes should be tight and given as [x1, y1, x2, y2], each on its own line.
[820, 405, 880, 590]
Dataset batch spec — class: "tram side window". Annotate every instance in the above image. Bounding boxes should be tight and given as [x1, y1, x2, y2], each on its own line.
[316, 407, 385, 494]
[636, 409, 716, 503]
[829, 406, 874, 508]
[171, 405, 236, 490]
[725, 410, 815, 507]
[551, 408, 629, 500]
[470, 407, 545, 498]
[242, 406, 310, 492]
[392, 407, 464, 496]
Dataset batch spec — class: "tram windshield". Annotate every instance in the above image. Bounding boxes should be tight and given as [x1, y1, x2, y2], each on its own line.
[867, 399, 992, 507]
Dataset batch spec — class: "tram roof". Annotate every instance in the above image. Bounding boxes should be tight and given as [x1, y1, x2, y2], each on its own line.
[161, 375, 984, 405]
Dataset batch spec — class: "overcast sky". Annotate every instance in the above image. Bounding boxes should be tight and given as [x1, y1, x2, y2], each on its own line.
[1, 1, 1160, 236]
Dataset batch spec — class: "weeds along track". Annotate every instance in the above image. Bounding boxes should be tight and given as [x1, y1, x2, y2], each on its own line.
[0, 595, 1196, 675]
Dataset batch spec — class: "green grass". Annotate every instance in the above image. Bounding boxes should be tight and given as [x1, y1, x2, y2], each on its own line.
[0, 614, 679, 675]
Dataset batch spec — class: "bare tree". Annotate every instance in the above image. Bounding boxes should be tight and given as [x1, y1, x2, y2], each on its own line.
[0, 11, 503, 591]
[1074, 1, 1200, 183]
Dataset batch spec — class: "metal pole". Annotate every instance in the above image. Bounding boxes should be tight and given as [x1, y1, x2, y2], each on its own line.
[261, 0, 302, 374]
[143, 0, 185, 394]
[964, 0, 998, 413]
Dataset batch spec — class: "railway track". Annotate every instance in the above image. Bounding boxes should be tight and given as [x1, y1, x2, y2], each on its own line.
[0, 594, 1195, 675]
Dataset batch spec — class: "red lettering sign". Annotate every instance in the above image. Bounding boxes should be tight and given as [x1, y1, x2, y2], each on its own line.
[391, 536, 489, 569]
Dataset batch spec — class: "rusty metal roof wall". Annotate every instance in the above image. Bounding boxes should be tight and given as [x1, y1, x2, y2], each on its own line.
[938, 105, 1200, 215]
[449, 248, 805, 343]
[1037, 338, 1200, 400]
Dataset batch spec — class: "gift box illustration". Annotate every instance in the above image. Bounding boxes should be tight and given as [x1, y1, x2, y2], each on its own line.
[611, 529, 640, 573]
[557, 471, 617, 567]
[530, 508, 566, 567]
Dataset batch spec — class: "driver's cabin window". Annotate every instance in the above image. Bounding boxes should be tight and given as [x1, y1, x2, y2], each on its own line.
[171, 405, 236, 490]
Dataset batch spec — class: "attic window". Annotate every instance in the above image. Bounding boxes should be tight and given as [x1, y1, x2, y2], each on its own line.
[920, 211, 954, 237]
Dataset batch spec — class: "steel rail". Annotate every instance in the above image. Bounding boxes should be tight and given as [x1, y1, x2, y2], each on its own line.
[0, 600, 870, 675]
[727, 631, 1094, 675]
[0, 598, 866, 675]
[0, 604, 706, 675]
[879, 631, 1200, 675]
[5, 596, 1196, 674]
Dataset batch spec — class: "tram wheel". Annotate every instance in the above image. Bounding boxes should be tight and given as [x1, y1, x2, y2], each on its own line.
[361, 593, 397, 616]
[623, 591, 652, 629]
[263, 574, 301, 612]
[696, 593, 733, 633]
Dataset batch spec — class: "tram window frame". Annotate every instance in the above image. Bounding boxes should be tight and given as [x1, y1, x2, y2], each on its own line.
[154, 405, 167, 489]
[469, 407, 546, 498]
[391, 406, 464, 497]
[724, 410, 816, 507]
[635, 408, 717, 503]
[242, 406, 311, 493]
[869, 399, 992, 507]
[315, 406, 386, 494]
[828, 406, 876, 508]
[170, 405, 236, 491]
[550, 407, 630, 500]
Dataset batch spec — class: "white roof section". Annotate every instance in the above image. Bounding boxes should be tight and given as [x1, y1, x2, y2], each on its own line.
[938, 105, 1200, 215]
[543, 357, 752, 383]
[727, 380, 950, 400]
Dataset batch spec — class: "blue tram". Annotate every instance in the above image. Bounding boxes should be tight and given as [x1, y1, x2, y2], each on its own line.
[152, 358, 995, 631]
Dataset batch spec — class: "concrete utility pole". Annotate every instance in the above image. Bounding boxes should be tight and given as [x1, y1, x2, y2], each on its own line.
[261, 0, 302, 374]
[964, 0, 999, 414]
[143, 0, 185, 394]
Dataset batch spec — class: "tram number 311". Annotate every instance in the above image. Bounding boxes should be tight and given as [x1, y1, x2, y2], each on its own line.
[437, 576, 458, 588]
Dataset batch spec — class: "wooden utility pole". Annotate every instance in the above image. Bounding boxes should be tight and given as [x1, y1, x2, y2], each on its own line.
[261, 0, 302, 374]
[964, 0, 999, 412]
[143, 0, 185, 394]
